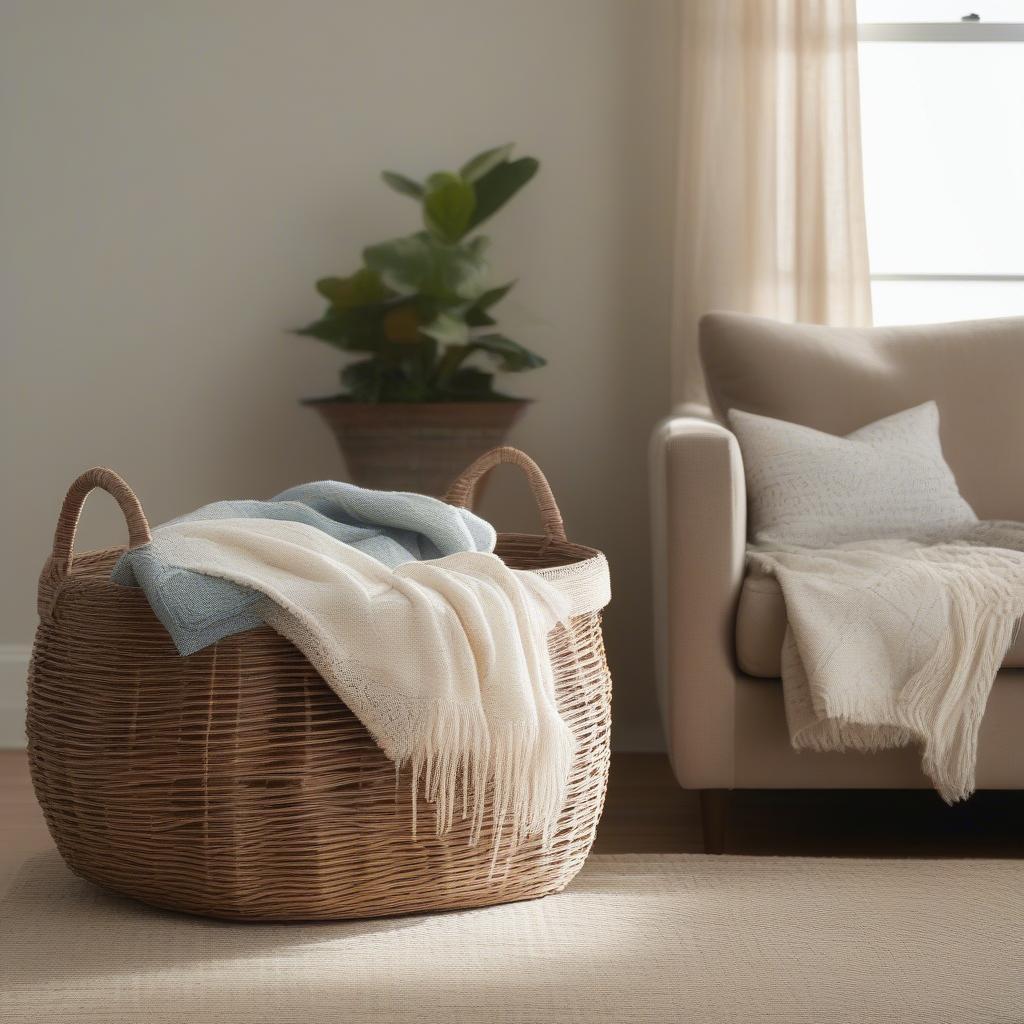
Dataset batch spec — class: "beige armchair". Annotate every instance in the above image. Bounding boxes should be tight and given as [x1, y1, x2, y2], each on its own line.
[650, 312, 1024, 852]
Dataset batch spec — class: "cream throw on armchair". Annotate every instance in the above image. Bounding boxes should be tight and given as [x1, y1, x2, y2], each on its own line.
[750, 523, 1024, 803]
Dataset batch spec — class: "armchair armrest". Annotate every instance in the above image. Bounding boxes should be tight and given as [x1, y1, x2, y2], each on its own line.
[649, 407, 747, 789]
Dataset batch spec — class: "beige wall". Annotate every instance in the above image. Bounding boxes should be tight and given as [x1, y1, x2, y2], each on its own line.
[0, 0, 675, 749]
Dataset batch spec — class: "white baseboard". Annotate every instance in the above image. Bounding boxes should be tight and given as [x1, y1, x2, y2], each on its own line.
[0, 644, 30, 749]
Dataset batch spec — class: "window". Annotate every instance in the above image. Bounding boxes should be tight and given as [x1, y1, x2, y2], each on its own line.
[856, 1, 1024, 325]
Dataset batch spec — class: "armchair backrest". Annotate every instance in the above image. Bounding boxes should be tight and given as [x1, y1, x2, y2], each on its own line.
[699, 312, 1024, 521]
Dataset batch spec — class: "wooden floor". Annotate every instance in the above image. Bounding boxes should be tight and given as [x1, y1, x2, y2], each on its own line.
[3, 750, 1022, 890]
[596, 753, 1024, 857]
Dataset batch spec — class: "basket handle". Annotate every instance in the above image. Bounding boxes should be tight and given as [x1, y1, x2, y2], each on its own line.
[443, 446, 567, 543]
[49, 467, 152, 580]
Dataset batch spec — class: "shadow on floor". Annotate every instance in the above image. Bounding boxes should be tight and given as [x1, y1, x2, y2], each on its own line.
[594, 754, 1024, 858]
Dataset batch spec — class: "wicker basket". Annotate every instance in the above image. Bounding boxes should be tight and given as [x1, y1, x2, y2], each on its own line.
[27, 447, 612, 921]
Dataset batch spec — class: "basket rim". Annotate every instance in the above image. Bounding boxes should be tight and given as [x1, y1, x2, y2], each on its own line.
[52, 532, 607, 591]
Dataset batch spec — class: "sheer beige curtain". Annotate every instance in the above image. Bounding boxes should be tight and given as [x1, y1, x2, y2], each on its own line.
[672, 0, 872, 403]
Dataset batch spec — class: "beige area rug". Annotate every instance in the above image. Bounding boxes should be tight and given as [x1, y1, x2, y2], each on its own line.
[1, 852, 1022, 1024]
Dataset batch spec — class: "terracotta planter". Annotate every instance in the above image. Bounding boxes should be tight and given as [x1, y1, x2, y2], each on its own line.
[304, 399, 530, 496]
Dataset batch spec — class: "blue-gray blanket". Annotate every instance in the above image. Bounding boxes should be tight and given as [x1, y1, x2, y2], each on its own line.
[111, 480, 496, 656]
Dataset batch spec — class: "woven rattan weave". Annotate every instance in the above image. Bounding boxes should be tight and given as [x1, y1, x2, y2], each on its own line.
[26, 448, 612, 920]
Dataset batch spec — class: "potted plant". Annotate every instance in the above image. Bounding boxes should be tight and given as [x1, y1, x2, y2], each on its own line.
[295, 143, 545, 495]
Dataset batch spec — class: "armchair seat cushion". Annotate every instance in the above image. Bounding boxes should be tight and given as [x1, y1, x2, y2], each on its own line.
[735, 570, 1024, 679]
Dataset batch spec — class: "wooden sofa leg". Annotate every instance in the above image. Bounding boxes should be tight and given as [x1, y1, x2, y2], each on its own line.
[700, 789, 730, 854]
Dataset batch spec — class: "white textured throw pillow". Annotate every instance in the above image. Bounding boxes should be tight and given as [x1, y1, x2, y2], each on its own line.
[729, 401, 978, 546]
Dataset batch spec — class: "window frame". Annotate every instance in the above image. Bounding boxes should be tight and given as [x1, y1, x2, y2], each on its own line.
[857, 20, 1024, 297]
[859, 22, 1024, 43]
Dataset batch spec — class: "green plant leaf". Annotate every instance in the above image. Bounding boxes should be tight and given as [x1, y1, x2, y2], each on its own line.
[341, 359, 385, 400]
[466, 157, 539, 231]
[295, 312, 351, 344]
[315, 277, 347, 304]
[381, 302, 421, 343]
[423, 176, 476, 243]
[315, 268, 393, 310]
[420, 312, 469, 346]
[381, 171, 424, 198]
[465, 281, 514, 325]
[465, 307, 497, 327]
[459, 143, 514, 184]
[350, 267, 394, 304]
[425, 171, 459, 191]
[302, 148, 542, 403]
[465, 234, 490, 259]
[364, 234, 489, 302]
[443, 366, 496, 398]
[476, 281, 514, 308]
[411, 335, 439, 388]
[433, 343, 470, 387]
[469, 333, 546, 371]
[343, 356, 438, 402]
[295, 304, 386, 353]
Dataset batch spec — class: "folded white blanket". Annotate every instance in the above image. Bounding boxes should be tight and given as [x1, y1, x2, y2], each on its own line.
[749, 522, 1024, 803]
[145, 518, 610, 845]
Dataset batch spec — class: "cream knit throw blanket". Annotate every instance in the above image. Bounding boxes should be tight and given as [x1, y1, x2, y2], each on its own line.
[146, 518, 610, 844]
[749, 522, 1024, 803]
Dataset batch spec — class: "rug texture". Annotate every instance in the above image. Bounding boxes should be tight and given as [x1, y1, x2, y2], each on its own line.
[1, 852, 1022, 1023]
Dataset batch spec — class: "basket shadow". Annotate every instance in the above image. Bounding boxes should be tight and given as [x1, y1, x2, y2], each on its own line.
[2, 852, 665, 1022]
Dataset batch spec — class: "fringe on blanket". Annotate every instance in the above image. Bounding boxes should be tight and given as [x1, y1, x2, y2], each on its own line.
[406, 707, 576, 853]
